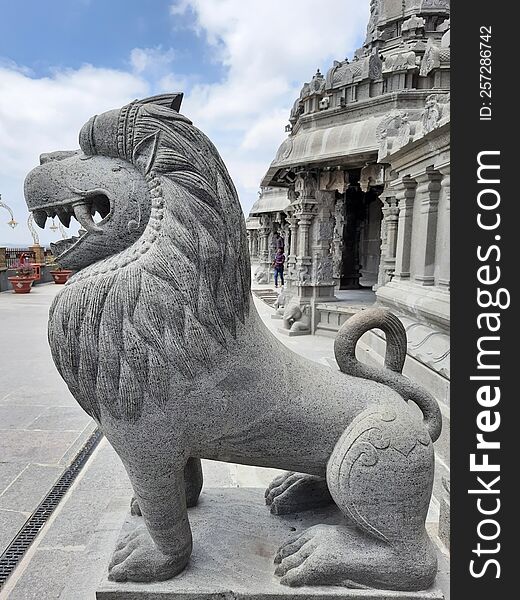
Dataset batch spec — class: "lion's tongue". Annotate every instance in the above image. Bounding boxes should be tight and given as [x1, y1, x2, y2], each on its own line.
[73, 202, 102, 233]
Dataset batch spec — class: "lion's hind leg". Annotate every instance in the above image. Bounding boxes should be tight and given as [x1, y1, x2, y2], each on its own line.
[275, 405, 438, 590]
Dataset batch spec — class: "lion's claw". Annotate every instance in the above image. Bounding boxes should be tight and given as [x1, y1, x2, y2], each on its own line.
[265, 471, 333, 515]
[109, 526, 190, 583]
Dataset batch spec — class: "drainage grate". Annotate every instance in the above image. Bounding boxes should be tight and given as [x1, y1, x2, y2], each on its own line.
[0, 427, 103, 589]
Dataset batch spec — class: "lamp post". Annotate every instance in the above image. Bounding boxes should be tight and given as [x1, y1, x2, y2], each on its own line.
[0, 194, 18, 229]
[27, 213, 40, 246]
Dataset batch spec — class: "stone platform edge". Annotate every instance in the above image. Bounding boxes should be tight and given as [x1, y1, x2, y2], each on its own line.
[96, 488, 445, 600]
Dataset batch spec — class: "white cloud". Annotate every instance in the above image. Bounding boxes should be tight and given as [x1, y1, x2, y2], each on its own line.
[174, 0, 370, 213]
[130, 46, 176, 76]
[0, 64, 149, 245]
[0, 1, 369, 245]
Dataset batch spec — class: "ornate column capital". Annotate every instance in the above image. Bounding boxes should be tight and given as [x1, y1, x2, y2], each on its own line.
[360, 163, 384, 193]
[294, 169, 319, 205]
[319, 168, 349, 194]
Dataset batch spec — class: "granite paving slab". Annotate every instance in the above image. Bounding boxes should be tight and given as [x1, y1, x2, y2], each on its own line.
[0, 430, 80, 463]
[0, 405, 47, 429]
[0, 463, 28, 495]
[0, 463, 63, 513]
[27, 406, 93, 432]
[0, 283, 100, 559]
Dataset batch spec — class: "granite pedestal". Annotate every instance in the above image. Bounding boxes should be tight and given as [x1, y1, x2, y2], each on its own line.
[96, 489, 445, 600]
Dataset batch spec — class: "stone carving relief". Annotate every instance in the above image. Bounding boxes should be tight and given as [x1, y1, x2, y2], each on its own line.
[420, 36, 450, 76]
[437, 17, 450, 32]
[273, 286, 288, 314]
[421, 0, 450, 9]
[395, 112, 412, 149]
[401, 15, 426, 36]
[383, 46, 418, 73]
[314, 253, 334, 285]
[421, 92, 450, 132]
[376, 111, 419, 160]
[319, 169, 349, 194]
[332, 196, 345, 279]
[289, 98, 304, 125]
[326, 50, 382, 88]
[360, 164, 384, 192]
[375, 92, 450, 161]
[253, 264, 269, 284]
[24, 94, 442, 592]
[294, 170, 318, 200]
[297, 263, 311, 285]
[364, 0, 380, 45]
[275, 136, 294, 162]
[282, 303, 311, 334]
[299, 69, 326, 99]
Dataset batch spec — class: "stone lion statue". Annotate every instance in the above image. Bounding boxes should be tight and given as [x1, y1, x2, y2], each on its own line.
[24, 94, 441, 591]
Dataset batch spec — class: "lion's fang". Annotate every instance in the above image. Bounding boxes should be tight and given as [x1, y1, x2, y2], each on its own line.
[72, 202, 103, 233]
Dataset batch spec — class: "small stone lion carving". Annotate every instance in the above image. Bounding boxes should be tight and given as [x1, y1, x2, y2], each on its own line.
[24, 94, 441, 591]
[253, 265, 269, 284]
[282, 303, 311, 334]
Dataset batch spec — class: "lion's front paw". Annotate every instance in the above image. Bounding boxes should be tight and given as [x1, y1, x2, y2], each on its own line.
[265, 472, 333, 515]
[109, 526, 190, 582]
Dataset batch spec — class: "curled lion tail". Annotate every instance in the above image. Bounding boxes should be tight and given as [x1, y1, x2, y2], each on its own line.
[334, 307, 442, 443]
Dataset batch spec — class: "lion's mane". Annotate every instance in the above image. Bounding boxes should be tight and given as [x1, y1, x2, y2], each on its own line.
[49, 96, 251, 422]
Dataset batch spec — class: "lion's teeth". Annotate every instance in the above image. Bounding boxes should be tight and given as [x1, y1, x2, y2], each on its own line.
[72, 202, 102, 233]
[56, 207, 71, 228]
[33, 209, 47, 229]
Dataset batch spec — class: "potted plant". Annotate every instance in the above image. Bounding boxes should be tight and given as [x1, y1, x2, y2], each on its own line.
[8, 255, 35, 294]
[49, 265, 73, 284]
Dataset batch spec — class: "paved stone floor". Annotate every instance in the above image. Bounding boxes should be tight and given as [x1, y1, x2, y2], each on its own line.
[0, 283, 96, 558]
[0, 280, 449, 599]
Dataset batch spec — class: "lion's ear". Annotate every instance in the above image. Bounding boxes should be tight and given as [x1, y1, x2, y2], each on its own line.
[132, 131, 160, 175]
[138, 93, 183, 112]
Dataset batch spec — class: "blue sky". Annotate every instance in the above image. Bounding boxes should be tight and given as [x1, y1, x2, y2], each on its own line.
[0, 0, 368, 246]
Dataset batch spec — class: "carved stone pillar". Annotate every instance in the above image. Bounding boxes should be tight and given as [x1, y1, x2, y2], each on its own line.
[247, 231, 253, 259]
[414, 168, 443, 286]
[377, 192, 399, 287]
[437, 167, 450, 290]
[332, 194, 345, 287]
[297, 214, 312, 258]
[311, 191, 335, 287]
[393, 176, 417, 281]
[257, 214, 273, 282]
[293, 170, 318, 287]
[278, 169, 336, 333]
[285, 210, 298, 286]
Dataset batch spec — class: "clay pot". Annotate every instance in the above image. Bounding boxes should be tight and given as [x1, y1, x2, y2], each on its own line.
[8, 277, 34, 294]
[50, 270, 73, 284]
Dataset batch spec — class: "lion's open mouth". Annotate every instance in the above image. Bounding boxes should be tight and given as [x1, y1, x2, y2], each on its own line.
[31, 193, 111, 257]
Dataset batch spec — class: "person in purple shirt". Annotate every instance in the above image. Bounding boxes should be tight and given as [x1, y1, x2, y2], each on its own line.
[272, 247, 285, 288]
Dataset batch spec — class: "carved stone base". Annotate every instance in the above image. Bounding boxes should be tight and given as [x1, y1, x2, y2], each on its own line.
[277, 327, 310, 337]
[97, 488, 445, 599]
